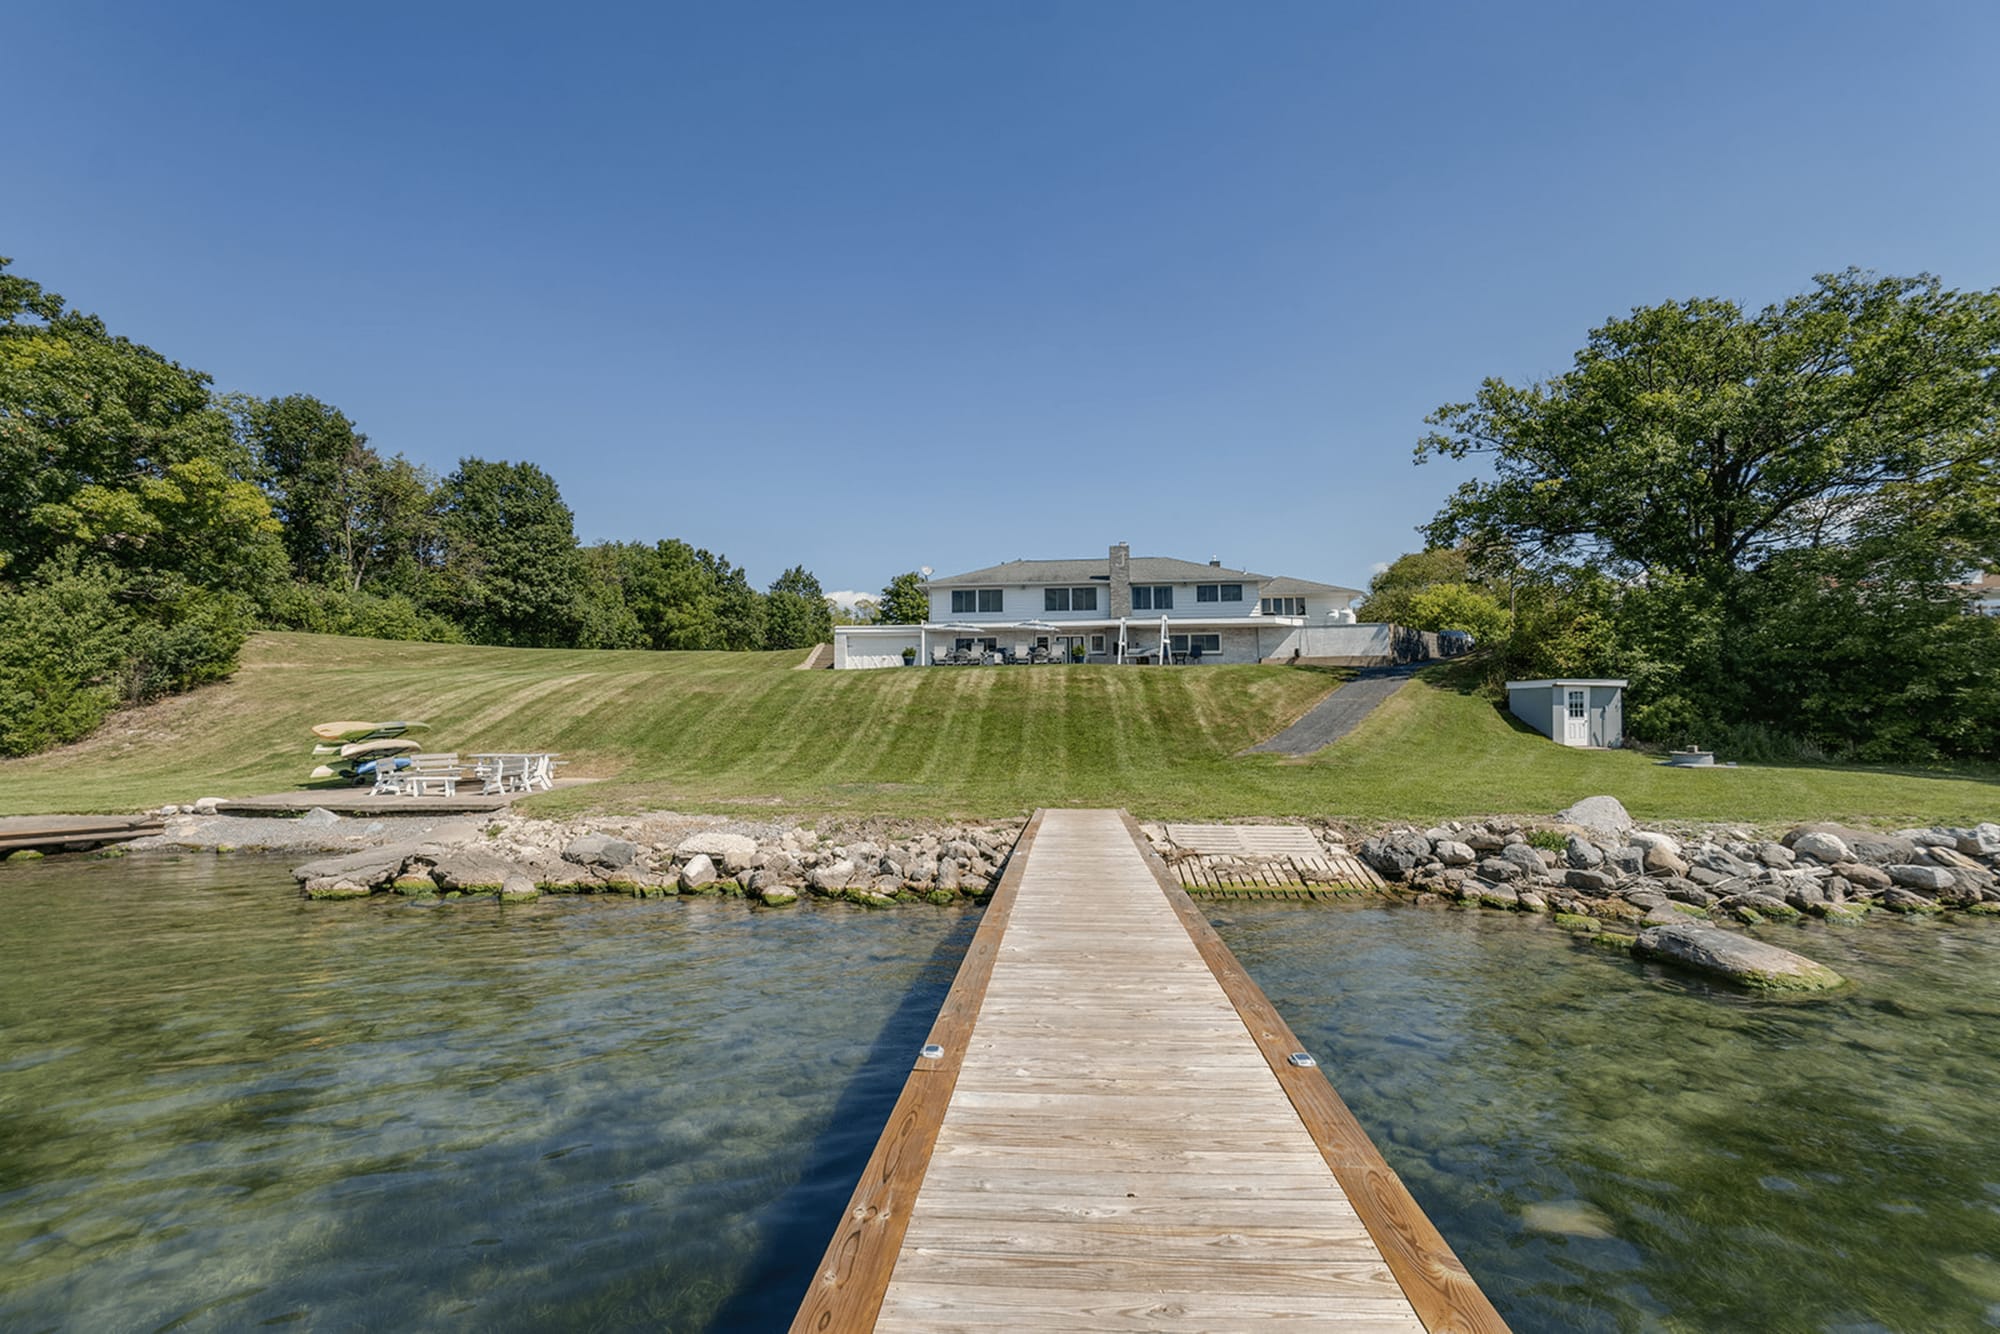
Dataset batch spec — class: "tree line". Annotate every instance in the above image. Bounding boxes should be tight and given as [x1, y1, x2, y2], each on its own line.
[0, 258, 838, 755]
[1362, 270, 2000, 763]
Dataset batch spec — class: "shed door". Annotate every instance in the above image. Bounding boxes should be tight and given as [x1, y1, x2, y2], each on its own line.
[1563, 689, 1589, 745]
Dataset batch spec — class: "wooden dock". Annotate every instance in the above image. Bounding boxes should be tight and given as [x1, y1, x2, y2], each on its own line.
[0, 815, 164, 855]
[794, 808, 1506, 1332]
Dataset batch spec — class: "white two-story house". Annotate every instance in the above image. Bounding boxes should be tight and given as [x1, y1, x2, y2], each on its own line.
[832, 544, 1368, 668]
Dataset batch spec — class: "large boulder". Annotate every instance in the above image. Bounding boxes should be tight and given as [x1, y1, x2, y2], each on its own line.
[1565, 868, 1617, 894]
[1643, 844, 1690, 879]
[1789, 831, 1851, 865]
[1433, 839, 1476, 866]
[1953, 823, 2000, 858]
[428, 850, 524, 892]
[1564, 835, 1605, 870]
[1360, 835, 1423, 879]
[291, 843, 418, 889]
[676, 831, 759, 865]
[1633, 921, 1845, 993]
[1887, 864, 1954, 893]
[1629, 831, 1682, 858]
[806, 859, 858, 893]
[563, 833, 638, 869]
[1558, 796, 1633, 839]
[678, 854, 719, 891]
[1787, 824, 1914, 866]
[1499, 843, 1549, 878]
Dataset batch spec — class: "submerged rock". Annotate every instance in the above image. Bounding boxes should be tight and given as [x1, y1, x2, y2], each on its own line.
[1632, 921, 1845, 993]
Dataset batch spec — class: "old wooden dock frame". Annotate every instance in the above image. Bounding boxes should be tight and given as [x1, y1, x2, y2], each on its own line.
[792, 807, 1508, 1332]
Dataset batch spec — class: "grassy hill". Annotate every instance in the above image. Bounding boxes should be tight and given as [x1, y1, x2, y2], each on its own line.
[0, 631, 1993, 826]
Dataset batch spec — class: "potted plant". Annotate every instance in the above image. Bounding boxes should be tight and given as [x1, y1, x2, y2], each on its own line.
[902, 646, 917, 665]
[1070, 642, 1087, 662]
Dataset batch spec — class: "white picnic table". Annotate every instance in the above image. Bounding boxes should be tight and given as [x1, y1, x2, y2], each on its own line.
[469, 752, 559, 794]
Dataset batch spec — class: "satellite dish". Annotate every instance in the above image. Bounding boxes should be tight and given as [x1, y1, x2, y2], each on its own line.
[920, 566, 932, 577]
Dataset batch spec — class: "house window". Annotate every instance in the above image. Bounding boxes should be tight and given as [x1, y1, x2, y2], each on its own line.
[1169, 634, 1222, 654]
[1090, 634, 1106, 653]
[1044, 586, 1099, 612]
[1195, 583, 1244, 603]
[1132, 585, 1174, 610]
[1260, 596, 1305, 616]
[952, 589, 1003, 613]
[1568, 690, 1587, 719]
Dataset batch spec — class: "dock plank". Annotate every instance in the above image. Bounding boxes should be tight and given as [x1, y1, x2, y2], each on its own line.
[795, 808, 1506, 1333]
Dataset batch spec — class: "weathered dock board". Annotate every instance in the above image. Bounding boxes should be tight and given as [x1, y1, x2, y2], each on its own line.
[0, 815, 164, 854]
[793, 808, 1506, 1333]
[1158, 822, 1387, 897]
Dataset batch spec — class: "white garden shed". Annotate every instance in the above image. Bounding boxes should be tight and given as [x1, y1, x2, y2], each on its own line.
[1506, 679, 1627, 748]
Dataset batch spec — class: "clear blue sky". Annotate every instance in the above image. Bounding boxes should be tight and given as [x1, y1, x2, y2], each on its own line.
[7, 1, 1997, 600]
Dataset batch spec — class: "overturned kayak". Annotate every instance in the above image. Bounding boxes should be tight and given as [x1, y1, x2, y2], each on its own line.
[310, 720, 431, 743]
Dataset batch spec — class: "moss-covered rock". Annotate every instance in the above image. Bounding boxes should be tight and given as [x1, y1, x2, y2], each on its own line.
[758, 887, 799, 907]
[1964, 901, 2000, 917]
[1633, 921, 1845, 993]
[302, 877, 370, 900]
[1591, 931, 1639, 952]
[924, 888, 957, 906]
[1553, 912, 1600, 934]
[5, 849, 46, 862]
[391, 875, 438, 897]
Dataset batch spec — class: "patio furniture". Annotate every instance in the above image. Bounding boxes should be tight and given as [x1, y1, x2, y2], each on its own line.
[931, 647, 949, 666]
[471, 752, 559, 794]
[401, 753, 463, 797]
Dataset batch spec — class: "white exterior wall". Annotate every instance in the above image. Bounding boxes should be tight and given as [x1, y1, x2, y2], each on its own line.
[832, 626, 922, 670]
[927, 580, 1270, 625]
[1261, 623, 1397, 662]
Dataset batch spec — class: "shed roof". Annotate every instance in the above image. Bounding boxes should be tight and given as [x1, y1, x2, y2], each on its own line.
[1505, 679, 1629, 689]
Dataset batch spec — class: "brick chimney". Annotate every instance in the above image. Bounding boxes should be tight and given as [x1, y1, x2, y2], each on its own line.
[1108, 542, 1132, 618]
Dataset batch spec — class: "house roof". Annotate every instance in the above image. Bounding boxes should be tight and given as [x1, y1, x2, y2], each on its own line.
[927, 556, 1271, 588]
[1259, 575, 1364, 600]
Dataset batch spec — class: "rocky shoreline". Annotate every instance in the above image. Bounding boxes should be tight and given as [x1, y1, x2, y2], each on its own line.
[278, 811, 1027, 910]
[14, 794, 1997, 993]
[1350, 796, 2000, 991]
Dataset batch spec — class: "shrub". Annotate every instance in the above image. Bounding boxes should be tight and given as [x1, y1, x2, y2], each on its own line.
[0, 561, 134, 755]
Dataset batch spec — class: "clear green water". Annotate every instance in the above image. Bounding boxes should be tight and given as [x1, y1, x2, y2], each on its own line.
[5, 860, 1999, 1332]
[0, 855, 975, 1333]
[1213, 902, 2000, 1333]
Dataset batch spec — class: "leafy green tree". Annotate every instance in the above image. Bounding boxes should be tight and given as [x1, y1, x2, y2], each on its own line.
[1356, 549, 1475, 624]
[1402, 582, 1511, 646]
[764, 565, 833, 649]
[1417, 270, 2000, 582]
[702, 551, 766, 651]
[434, 458, 586, 647]
[877, 571, 930, 624]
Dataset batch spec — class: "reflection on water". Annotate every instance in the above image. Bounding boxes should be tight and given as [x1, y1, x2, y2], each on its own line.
[0, 854, 973, 1332]
[1213, 901, 2000, 1333]
[9, 856, 2000, 1332]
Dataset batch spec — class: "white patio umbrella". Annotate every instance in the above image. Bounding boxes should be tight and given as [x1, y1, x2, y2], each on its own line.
[1016, 620, 1059, 661]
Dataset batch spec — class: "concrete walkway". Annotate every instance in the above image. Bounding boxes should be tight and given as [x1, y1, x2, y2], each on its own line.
[1243, 664, 1423, 757]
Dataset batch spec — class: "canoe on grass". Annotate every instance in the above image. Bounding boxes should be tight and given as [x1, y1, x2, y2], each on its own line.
[310, 720, 430, 742]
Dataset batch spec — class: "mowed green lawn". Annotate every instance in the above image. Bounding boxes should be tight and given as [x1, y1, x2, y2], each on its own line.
[0, 631, 1993, 827]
